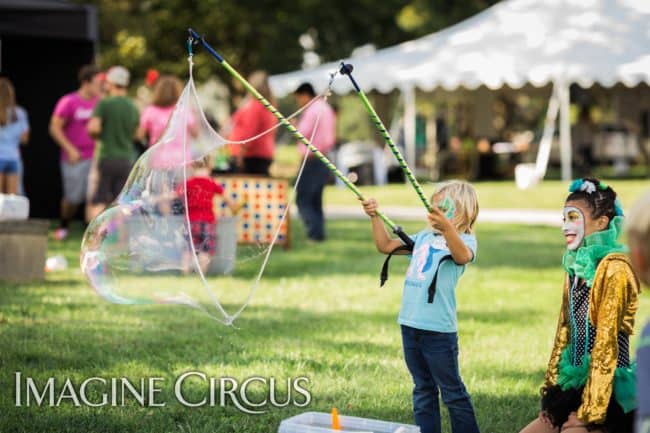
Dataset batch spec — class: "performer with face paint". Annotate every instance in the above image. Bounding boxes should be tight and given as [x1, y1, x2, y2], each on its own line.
[563, 206, 586, 251]
[520, 178, 640, 433]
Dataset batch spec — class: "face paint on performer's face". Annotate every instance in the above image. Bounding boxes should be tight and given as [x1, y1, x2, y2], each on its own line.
[434, 194, 456, 220]
[562, 205, 585, 250]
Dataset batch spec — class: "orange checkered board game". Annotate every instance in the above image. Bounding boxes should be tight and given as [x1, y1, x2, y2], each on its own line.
[214, 176, 290, 249]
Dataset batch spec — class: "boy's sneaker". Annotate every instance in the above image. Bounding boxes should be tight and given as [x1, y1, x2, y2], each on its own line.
[53, 228, 69, 241]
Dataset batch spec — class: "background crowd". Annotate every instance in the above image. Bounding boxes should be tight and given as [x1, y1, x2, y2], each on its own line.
[0, 64, 336, 242]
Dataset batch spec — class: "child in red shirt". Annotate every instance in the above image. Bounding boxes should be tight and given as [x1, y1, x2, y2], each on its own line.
[177, 155, 240, 274]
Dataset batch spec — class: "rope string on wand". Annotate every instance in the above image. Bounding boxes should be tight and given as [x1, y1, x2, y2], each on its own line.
[339, 62, 433, 214]
[187, 29, 414, 248]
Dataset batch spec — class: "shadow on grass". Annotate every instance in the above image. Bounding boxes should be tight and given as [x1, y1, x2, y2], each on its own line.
[1, 300, 398, 372]
[0, 220, 565, 433]
[458, 307, 543, 326]
[1, 301, 409, 432]
[0, 292, 551, 433]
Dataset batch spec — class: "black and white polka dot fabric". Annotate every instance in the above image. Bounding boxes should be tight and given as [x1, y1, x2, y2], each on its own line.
[570, 276, 630, 368]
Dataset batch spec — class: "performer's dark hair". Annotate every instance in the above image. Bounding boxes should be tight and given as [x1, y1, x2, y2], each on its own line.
[540, 385, 581, 428]
[565, 177, 618, 221]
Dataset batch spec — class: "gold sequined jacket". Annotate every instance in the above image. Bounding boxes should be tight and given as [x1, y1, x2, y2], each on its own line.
[543, 253, 640, 425]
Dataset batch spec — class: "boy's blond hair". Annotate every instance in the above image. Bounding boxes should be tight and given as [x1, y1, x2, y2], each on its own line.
[626, 190, 650, 263]
[431, 180, 479, 234]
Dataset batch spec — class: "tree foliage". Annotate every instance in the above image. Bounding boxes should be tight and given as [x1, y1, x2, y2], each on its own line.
[396, 0, 500, 36]
[72, 0, 499, 96]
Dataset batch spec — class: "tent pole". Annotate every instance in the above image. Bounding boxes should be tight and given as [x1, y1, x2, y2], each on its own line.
[558, 78, 572, 181]
[403, 85, 417, 177]
[534, 83, 560, 177]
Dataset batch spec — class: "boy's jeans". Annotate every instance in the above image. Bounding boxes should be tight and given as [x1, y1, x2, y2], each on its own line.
[401, 325, 480, 433]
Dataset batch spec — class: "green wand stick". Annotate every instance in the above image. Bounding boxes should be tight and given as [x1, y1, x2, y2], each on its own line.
[339, 63, 433, 214]
[187, 29, 414, 247]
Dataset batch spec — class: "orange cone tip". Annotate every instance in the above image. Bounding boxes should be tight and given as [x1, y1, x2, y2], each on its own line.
[331, 407, 341, 430]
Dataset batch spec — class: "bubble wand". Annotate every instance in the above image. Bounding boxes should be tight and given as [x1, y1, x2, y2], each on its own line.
[339, 62, 433, 214]
[187, 28, 414, 248]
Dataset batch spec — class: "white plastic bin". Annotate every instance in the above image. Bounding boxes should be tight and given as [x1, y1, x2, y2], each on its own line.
[0, 194, 29, 220]
[278, 412, 420, 433]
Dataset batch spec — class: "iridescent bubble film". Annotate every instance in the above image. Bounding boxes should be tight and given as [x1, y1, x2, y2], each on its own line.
[80, 77, 291, 325]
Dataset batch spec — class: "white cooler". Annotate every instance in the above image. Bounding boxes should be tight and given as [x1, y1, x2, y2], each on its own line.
[0, 194, 29, 220]
[279, 412, 420, 433]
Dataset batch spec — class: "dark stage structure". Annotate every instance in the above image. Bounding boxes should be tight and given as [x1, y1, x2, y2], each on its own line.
[0, 0, 97, 218]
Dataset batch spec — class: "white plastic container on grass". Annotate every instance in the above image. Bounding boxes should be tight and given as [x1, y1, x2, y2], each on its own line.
[278, 412, 420, 433]
[0, 194, 29, 220]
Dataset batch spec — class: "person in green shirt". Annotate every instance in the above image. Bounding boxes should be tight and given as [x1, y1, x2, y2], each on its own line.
[87, 66, 139, 220]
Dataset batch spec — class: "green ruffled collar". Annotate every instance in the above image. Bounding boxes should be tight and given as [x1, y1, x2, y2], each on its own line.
[562, 215, 627, 287]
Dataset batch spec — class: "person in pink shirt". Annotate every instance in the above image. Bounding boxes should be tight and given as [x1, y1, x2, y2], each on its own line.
[137, 75, 198, 170]
[294, 82, 336, 242]
[136, 75, 198, 216]
[50, 65, 102, 239]
[137, 75, 183, 147]
[227, 71, 277, 176]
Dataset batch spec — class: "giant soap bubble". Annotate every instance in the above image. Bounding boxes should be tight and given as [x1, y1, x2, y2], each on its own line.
[80, 73, 310, 325]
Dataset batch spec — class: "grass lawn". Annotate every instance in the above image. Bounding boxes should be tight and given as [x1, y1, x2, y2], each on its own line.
[323, 179, 650, 210]
[1, 219, 648, 433]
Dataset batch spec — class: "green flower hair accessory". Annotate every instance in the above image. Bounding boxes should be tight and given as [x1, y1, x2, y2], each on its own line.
[569, 178, 584, 193]
[562, 215, 627, 286]
[568, 178, 598, 194]
[599, 181, 608, 190]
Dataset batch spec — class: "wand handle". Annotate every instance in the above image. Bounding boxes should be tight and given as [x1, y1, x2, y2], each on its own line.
[340, 63, 433, 214]
[188, 29, 398, 230]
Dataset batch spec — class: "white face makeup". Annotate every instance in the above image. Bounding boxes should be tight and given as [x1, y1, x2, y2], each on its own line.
[563, 206, 585, 250]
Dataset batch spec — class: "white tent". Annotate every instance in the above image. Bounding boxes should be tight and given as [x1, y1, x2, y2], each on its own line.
[269, 0, 650, 181]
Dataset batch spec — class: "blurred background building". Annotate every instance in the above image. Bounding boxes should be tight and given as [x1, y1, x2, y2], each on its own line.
[0, 0, 97, 217]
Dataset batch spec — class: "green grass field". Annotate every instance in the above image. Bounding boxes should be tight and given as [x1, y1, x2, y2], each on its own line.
[1, 219, 648, 433]
[323, 179, 650, 210]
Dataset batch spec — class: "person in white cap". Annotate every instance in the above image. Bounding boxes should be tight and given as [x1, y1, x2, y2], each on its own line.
[87, 66, 139, 220]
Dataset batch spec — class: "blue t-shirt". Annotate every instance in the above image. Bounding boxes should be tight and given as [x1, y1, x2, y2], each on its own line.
[0, 107, 29, 161]
[637, 321, 650, 425]
[398, 229, 477, 333]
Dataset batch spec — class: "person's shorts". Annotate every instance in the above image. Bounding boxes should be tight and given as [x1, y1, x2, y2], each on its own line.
[92, 158, 133, 205]
[189, 221, 217, 255]
[0, 159, 19, 174]
[60, 159, 92, 204]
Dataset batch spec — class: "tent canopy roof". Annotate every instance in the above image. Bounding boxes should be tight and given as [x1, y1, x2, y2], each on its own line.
[269, 0, 650, 97]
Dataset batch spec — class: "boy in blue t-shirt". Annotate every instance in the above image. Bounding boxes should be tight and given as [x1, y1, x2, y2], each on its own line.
[362, 180, 480, 433]
[626, 191, 650, 433]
